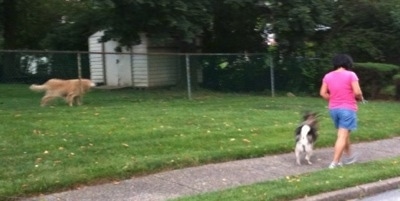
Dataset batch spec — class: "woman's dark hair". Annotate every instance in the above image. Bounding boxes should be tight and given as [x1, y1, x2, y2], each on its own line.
[332, 54, 353, 70]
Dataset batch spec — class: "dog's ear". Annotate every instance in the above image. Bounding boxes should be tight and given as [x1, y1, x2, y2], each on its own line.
[302, 110, 316, 121]
[301, 111, 309, 120]
[302, 111, 319, 127]
[308, 112, 318, 118]
[301, 112, 309, 119]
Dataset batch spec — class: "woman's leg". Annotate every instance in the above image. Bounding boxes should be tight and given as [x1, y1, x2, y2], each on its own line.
[343, 132, 351, 156]
[332, 128, 350, 163]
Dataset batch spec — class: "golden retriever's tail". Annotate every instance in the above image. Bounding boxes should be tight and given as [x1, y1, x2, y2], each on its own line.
[29, 84, 47, 92]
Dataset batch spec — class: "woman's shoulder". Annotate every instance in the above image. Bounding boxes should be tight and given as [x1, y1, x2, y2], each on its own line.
[324, 70, 358, 81]
[348, 70, 359, 80]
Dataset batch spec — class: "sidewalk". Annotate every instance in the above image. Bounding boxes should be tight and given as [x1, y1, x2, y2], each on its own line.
[21, 137, 400, 201]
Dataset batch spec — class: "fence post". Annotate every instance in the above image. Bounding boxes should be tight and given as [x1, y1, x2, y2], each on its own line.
[269, 54, 275, 97]
[77, 53, 82, 79]
[185, 54, 192, 100]
[130, 48, 134, 87]
[77, 53, 82, 95]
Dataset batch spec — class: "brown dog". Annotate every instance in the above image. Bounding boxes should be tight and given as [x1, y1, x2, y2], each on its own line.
[30, 78, 96, 106]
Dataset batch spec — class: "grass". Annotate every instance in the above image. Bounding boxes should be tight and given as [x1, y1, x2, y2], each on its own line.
[0, 84, 399, 200]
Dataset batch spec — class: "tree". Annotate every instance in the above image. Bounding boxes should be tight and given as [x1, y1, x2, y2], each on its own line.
[1, 0, 20, 81]
[261, 0, 335, 57]
[84, 0, 213, 51]
[317, 0, 400, 63]
[0, 0, 76, 81]
[202, 0, 266, 53]
[0, 0, 70, 49]
[41, 0, 100, 50]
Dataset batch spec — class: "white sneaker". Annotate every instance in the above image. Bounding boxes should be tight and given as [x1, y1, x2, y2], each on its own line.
[329, 162, 343, 169]
[343, 153, 359, 165]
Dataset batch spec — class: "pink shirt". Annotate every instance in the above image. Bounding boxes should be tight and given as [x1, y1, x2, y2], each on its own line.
[322, 70, 359, 111]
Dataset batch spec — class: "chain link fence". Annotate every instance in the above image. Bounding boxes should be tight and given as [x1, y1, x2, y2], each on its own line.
[0, 50, 90, 84]
[0, 50, 330, 98]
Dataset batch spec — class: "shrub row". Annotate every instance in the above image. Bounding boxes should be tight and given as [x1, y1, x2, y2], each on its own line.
[201, 55, 400, 100]
[354, 62, 400, 100]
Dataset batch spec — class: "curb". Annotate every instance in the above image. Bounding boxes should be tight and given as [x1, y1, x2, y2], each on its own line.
[293, 177, 400, 201]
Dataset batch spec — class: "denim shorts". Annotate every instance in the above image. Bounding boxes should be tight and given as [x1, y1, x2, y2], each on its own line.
[329, 109, 357, 131]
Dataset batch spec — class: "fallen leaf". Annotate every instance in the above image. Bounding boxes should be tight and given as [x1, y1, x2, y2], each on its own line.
[242, 139, 251, 143]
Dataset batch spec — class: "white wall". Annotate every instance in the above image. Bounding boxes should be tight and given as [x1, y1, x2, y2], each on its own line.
[89, 32, 182, 88]
[132, 33, 149, 87]
[88, 31, 105, 84]
[89, 31, 133, 87]
[103, 40, 115, 86]
[147, 50, 179, 87]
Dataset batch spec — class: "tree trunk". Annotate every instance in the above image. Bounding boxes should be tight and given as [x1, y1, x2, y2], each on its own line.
[1, 0, 19, 82]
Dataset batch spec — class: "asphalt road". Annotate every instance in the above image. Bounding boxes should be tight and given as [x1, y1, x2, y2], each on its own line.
[358, 189, 400, 201]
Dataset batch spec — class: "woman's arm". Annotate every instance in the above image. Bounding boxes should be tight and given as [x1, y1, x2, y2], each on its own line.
[351, 81, 364, 101]
[319, 82, 330, 101]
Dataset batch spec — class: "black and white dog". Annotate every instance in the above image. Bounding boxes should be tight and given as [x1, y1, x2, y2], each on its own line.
[295, 112, 319, 165]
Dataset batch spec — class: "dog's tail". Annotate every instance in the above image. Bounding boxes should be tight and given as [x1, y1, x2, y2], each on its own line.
[29, 84, 47, 92]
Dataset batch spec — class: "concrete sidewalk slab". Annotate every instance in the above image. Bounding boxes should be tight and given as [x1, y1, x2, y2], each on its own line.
[20, 137, 400, 201]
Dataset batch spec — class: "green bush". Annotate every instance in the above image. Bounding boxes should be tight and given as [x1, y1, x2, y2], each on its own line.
[202, 57, 400, 99]
[381, 85, 395, 99]
[353, 62, 400, 99]
[274, 57, 329, 96]
[201, 55, 331, 95]
[201, 55, 269, 92]
[394, 73, 400, 100]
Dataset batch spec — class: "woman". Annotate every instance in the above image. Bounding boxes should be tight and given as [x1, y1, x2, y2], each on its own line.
[320, 54, 364, 169]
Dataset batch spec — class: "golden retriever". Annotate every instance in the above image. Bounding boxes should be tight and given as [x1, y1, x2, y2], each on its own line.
[30, 78, 96, 106]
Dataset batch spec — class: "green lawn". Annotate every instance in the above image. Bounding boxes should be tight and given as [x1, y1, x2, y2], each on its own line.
[0, 84, 399, 200]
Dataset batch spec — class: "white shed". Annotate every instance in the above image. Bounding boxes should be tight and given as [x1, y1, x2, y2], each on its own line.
[88, 31, 180, 87]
